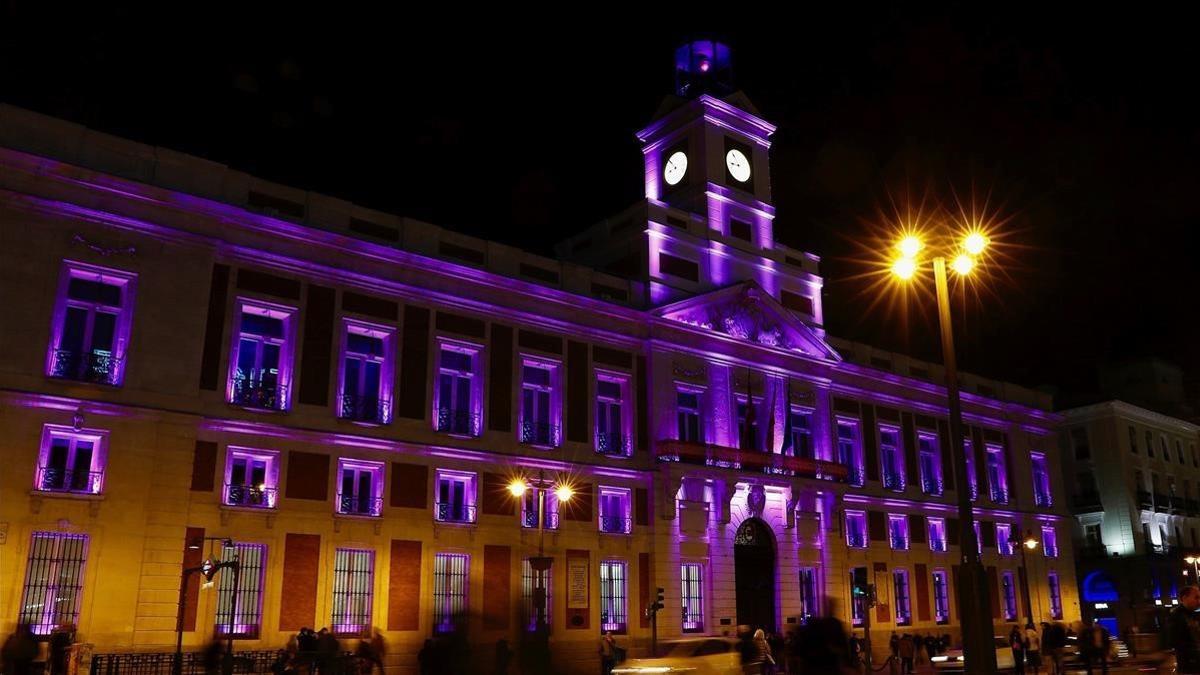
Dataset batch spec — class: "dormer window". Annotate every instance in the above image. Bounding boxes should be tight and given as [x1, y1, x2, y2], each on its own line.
[519, 358, 561, 447]
[47, 262, 136, 386]
[434, 341, 481, 437]
[338, 320, 393, 425]
[228, 300, 295, 411]
[595, 373, 632, 457]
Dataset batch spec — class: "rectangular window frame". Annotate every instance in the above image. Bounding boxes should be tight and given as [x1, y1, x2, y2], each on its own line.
[786, 407, 814, 459]
[675, 385, 704, 444]
[888, 513, 910, 551]
[46, 260, 137, 387]
[879, 426, 905, 492]
[433, 552, 469, 634]
[595, 370, 633, 457]
[985, 443, 1009, 504]
[893, 568, 912, 626]
[1048, 571, 1063, 619]
[215, 542, 267, 639]
[996, 523, 1015, 556]
[798, 567, 819, 620]
[599, 559, 628, 634]
[36, 424, 107, 495]
[17, 531, 89, 635]
[927, 517, 947, 553]
[836, 418, 865, 487]
[681, 562, 705, 633]
[519, 356, 562, 448]
[335, 458, 385, 517]
[434, 469, 477, 524]
[1031, 452, 1052, 507]
[598, 486, 632, 535]
[522, 558, 552, 632]
[932, 569, 950, 624]
[1042, 525, 1059, 558]
[1001, 570, 1018, 621]
[845, 510, 868, 549]
[223, 447, 280, 509]
[226, 298, 296, 411]
[433, 339, 483, 437]
[918, 432, 943, 495]
[336, 318, 395, 425]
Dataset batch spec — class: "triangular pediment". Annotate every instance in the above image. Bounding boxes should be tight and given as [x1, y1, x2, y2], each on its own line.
[654, 282, 841, 361]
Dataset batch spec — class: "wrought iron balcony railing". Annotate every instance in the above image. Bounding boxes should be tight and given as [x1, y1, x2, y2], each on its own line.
[846, 465, 866, 487]
[922, 477, 944, 496]
[883, 473, 905, 492]
[968, 482, 979, 502]
[338, 393, 390, 424]
[599, 515, 632, 534]
[230, 376, 286, 411]
[846, 534, 868, 549]
[519, 420, 560, 447]
[1034, 490, 1054, 508]
[225, 483, 276, 508]
[435, 502, 476, 524]
[522, 510, 560, 530]
[435, 408, 480, 437]
[654, 440, 850, 482]
[990, 487, 1009, 505]
[337, 492, 383, 517]
[929, 539, 947, 553]
[37, 466, 103, 494]
[890, 536, 909, 551]
[595, 432, 633, 457]
[49, 348, 122, 386]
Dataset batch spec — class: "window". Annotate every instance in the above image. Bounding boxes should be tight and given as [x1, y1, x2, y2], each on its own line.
[520, 359, 560, 447]
[435, 470, 477, 523]
[228, 300, 295, 411]
[1192, 444, 1197, 468]
[1084, 524, 1103, 548]
[798, 567, 819, 619]
[986, 444, 1008, 504]
[927, 517, 947, 553]
[36, 425, 106, 495]
[595, 373, 631, 457]
[433, 553, 469, 633]
[893, 569, 912, 625]
[1146, 431, 1155, 458]
[522, 559, 552, 631]
[17, 532, 88, 634]
[338, 320, 393, 424]
[1042, 526, 1059, 558]
[845, 511, 867, 548]
[223, 447, 279, 508]
[1128, 426, 1138, 454]
[785, 408, 814, 459]
[850, 567, 867, 627]
[888, 514, 909, 550]
[1071, 427, 1090, 460]
[918, 433, 942, 495]
[336, 459, 383, 517]
[215, 542, 266, 638]
[681, 563, 704, 632]
[996, 523, 1015, 556]
[521, 487, 560, 530]
[964, 440, 978, 502]
[46, 262, 135, 386]
[973, 521, 983, 556]
[1001, 571, 1018, 621]
[600, 560, 628, 633]
[1048, 572, 1063, 619]
[435, 342, 481, 436]
[1031, 453, 1052, 507]
[932, 570, 950, 624]
[736, 396, 760, 451]
[599, 487, 632, 534]
[837, 420, 865, 486]
[331, 548, 375, 635]
[676, 389, 702, 443]
[1161, 436, 1170, 461]
[879, 427, 905, 491]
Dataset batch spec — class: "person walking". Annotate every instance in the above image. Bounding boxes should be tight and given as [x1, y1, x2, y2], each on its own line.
[751, 629, 775, 675]
[600, 632, 618, 675]
[1024, 623, 1042, 675]
[1082, 620, 1110, 675]
[898, 634, 915, 674]
[1008, 625, 1026, 675]
[1171, 585, 1200, 674]
[2, 624, 38, 675]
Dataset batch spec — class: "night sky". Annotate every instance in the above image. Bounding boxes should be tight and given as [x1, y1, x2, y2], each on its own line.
[3, 8, 1197, 406]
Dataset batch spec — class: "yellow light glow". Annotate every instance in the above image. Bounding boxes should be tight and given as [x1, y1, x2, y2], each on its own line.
[507, 479, 528, 497]
[950, 254, 974, 276]
[554, 484, 574, 503]
[891, 257, 917, 280]
[897, 235, 923, 259]
[1024, 537, 1039, 550]
[963, 231, 988, 256]
[1187, 556, 1197, 564]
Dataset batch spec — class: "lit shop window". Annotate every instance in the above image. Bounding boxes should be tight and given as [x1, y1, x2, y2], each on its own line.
[599, 560, 628, 633]
[837, 420, 865, 487]
[1001, 570, 1018, 621]
[227, 300, 295, 411]
[1031, 453, 1053, 507]
[927, 517, 947, 553]
[996, 523, 1015, 556]
[331, 548, 375, 635]
[918, 433, 943, 496]
[879, 427, 905, 491]
[522, 559, 552, 632]
[889, 514, 910, 551]
[46, 262, 136, 386]
[798, 567, 819, 620]
[986, 444, 1009, 504]
[845, 511, 868, 549]
[676, 389, 703, 443]
[681, 563, 705, 633]
[337, 320, 393, 424]
[599, 487, 632, 534]
[223, 447, 278, 508]
[1048, 572, 1063, 619]
[434, 470, 477, 524]
[786, 408, 814, 459]
[595, 373, 632, 457]
[932, 570, 950, 624]
[35, 425, 106, 495]
[433, 553, 469, 634]
[1042, 526, 1059, 558]
[519, 358, 561, 447]
[214, 542, 266, 638]
[434, 341, 481, 437]
[893, 568, 912, 626]
[17, 532, 88, 635]
[336, 459, 384, 517]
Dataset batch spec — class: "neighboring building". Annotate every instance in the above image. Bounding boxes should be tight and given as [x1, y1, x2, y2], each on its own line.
[1062, 399, 1200, 639]
[0, 42, 1078, 670]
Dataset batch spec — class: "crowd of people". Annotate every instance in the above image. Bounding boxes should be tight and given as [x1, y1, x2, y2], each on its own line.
[260, 627, 384, 675]
[1, 623, 74, 675]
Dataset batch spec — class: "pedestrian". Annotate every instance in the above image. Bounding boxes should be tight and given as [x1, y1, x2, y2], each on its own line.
[1171, 585, 1200, 674]
[600, 631, 618, 675]
[317, 628, 340, 675]
[768, 632, 784, 675]
[791, 618, 858, 675]
[898, 634, 915, 674]
[1008, 625, 1026, 675]
[48, 623, 74, 675]
[416, 640, 433, 675]
[493, 638, 512, 675]
[941, 633, 952, 655]
[848, 633, 862, 667]
[752, 628, 775, 675]
[1, 624, 38, 675]
[1025, 622, 1042, 675]
[1041, 622, 1063, 675]
[201, 640, 224, 675]
[923, 634, 937, 661]
[888, 632, 899, 663]
[1082, 620, 1110, 675]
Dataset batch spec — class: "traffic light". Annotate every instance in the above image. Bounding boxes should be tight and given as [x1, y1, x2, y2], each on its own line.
[648, 587, 665, 614]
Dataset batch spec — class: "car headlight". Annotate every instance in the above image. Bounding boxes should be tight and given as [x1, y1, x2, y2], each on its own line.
[931, 656, 948, 663]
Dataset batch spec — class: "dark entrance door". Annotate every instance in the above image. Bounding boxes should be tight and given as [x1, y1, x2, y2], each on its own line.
[734, 518, 776, 632]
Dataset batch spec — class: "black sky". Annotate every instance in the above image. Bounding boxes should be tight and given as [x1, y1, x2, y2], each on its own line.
[3, 7, 1198, 404]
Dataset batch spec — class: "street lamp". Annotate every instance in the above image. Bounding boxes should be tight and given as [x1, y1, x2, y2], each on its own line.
[1011, 529, 1040, 628]
[890, 228, 998, 673]
[510, 471, 574, 634]
[175, 537, 240, 675]
[1185, 555, 1200, 581]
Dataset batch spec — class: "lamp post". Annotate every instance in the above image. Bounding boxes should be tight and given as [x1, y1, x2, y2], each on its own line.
[509, 473, 573, 634]
[1012, 529, 1040, 627]
[890, 230, 997, 673]
[175, 537, 240, 675]
[1185, 555, 1200, 583]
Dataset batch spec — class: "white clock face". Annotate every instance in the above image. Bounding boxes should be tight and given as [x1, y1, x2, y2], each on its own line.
[726, 148, 752, 183]
[663, 151, 688, 186]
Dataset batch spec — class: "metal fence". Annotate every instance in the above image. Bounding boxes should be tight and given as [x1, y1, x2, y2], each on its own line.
[89, 650, 364, 675]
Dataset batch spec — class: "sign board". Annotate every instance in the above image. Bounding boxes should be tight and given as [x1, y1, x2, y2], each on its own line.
[567, 556, 589, 609]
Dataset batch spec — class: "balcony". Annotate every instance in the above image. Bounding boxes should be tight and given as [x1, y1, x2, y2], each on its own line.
[1071, 491, 1102, 512]
[49, 348, 122, 386]
[847, 533, 867, 549]
[435, 501, 476, 524]
[930, 540, 947, 553]
[225, 483, 276, 508]
[655, 440, 849, 481]
[595, 432, 633, 457]
[883, 473, 905, 492]
[519, 420, 560, 447]
[1154, 493, 1170, 513]
[338, 393, 390, 425]
[1137, 490, 1153, 509]
[337, 492, 382, 517]
[890, 536, 909, 551]
[36, 466, 103, 494]
[1034, 491, 1054, 508]
[522, 510, 560, 530]
[922, 478, 944, 496]
[599, 515, 632, 534]
[230, 376, 286, 411]
[990, 487, 1009, 505]
[435, 408, 480, 437]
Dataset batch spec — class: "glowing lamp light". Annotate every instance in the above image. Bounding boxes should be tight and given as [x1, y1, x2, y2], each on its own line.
[1187, 556, 1198, 564]
[554, 484, 574, 503]
[698, 59, 711, 73]
[1024, 537, 1039, 550]
[950, 254, 975, 276]
[897, 235, 923, 259]
[963, 231, 988, 256]
[891, 257, 917, 280]
[507, 479, 528, 497]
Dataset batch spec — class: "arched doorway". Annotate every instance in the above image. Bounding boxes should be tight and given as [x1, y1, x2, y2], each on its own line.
[735, 517, 776, 632]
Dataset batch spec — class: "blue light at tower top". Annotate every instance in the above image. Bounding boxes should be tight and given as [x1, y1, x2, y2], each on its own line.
[675, 40, 734, 97]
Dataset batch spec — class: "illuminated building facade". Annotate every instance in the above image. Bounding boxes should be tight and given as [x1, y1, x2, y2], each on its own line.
[0, 42, 1077, 670]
